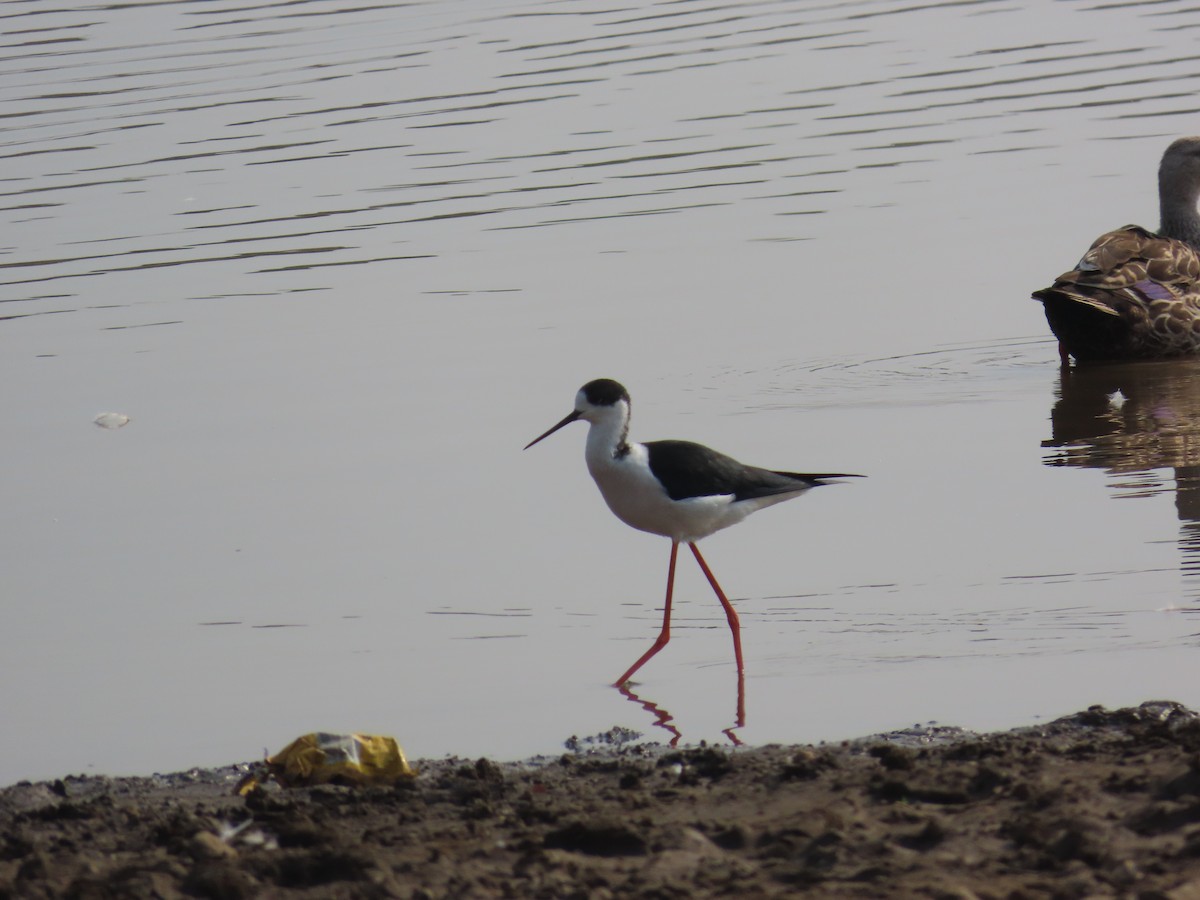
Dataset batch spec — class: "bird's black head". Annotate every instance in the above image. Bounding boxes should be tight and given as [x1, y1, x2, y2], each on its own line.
[580, 378, 629, 407]
[523, 378, 632, 451]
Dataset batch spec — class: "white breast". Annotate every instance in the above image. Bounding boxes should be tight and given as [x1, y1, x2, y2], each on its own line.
[585, 441, 750, 542]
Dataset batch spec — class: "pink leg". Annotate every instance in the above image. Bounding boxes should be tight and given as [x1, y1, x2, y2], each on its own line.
[722, 669, 746, 746]
[614, 541, 679, 687]
[688, 542, 745, 675]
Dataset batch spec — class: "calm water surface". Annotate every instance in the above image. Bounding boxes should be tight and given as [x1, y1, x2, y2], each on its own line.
[4, 0, 1200, 785]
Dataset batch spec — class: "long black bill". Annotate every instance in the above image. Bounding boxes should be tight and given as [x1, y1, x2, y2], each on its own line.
[524, 409, 582, 450]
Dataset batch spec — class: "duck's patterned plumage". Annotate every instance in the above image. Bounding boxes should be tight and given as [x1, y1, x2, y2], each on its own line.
[1034, 137, 1200, 362]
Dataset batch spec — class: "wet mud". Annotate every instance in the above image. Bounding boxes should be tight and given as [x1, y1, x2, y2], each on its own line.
[4, 702, 1200, 898]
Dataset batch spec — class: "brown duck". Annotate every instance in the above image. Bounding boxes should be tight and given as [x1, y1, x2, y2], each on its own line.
[1034, 136, 1200, 363]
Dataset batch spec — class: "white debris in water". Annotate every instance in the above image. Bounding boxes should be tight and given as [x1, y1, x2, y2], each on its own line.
[93, 412, 130, 429]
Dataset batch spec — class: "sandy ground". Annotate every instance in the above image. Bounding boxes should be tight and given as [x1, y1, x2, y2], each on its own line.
[4, 701, 1200, 898]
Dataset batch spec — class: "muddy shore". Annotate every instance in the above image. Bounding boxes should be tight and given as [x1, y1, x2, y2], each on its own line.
[4, 701, 1200, 898]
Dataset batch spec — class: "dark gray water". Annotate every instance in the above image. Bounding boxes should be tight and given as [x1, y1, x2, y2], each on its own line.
[4, 0, 1200, 784]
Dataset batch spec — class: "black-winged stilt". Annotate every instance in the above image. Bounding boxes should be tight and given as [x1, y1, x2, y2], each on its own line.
[525, 378, 859, 686]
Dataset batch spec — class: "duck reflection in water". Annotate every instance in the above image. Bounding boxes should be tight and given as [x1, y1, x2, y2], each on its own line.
[1044, 359, 1200, 589]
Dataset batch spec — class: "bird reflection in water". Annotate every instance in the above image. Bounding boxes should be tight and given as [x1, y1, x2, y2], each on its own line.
[616, 669, 746, 747]
[1043, 358, 1200, 592]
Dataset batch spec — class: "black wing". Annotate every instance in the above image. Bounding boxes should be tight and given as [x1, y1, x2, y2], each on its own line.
[644, 440, 860, 502]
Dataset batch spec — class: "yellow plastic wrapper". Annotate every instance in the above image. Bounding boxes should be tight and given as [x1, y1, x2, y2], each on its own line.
[238, 733, 416, 793]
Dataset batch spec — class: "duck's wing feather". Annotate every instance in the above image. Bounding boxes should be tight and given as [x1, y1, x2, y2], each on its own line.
[644, 440, 859, 502]
[1033, 224, 1200, 359]
[1055, 224, 1200, 291]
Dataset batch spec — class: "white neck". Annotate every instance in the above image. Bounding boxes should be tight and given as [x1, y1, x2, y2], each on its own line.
[583, 403, 631, 469]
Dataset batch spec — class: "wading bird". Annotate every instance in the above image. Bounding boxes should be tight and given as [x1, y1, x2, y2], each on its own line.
[525, 378, 859, 686]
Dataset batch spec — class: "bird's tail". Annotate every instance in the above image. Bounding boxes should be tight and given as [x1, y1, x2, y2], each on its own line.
[776, 471, 864, 486]
[1035, 285, 1138, 361]
[1032, 286, 1121, 317]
